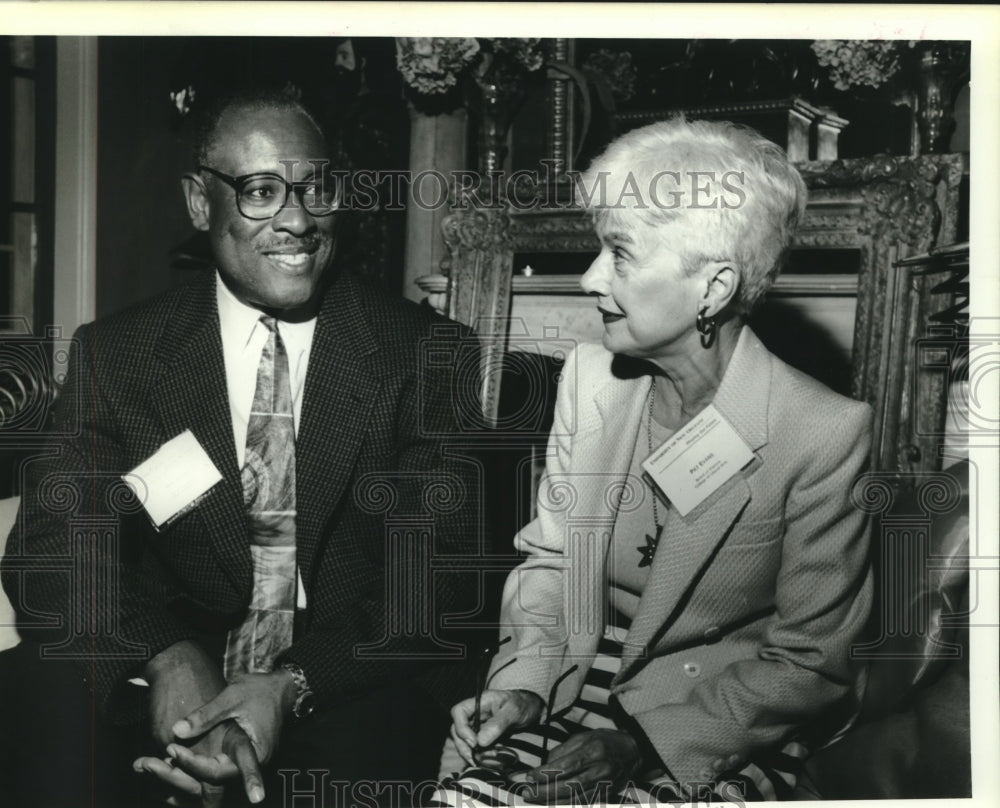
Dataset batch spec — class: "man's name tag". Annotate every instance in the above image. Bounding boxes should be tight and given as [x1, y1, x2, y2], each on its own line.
[641, 404, 754, 517]
[122, 430, 222, 530]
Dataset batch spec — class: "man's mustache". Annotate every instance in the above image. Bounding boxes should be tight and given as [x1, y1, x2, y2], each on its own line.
[257, 237, 326, 253]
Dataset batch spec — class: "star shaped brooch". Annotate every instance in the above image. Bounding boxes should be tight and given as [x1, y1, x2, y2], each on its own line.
[637, 524, 663, 568]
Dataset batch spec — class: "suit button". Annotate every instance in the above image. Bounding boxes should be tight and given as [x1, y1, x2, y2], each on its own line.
[712, 758, 726, 771]
[727, 754, 741, 767]
[683, 661, 701, 677]
[699, 769, 714, 780]
[704, 626, 721, 642]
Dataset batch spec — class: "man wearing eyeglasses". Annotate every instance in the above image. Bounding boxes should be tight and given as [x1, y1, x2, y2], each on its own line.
[0, 87, 482, 808]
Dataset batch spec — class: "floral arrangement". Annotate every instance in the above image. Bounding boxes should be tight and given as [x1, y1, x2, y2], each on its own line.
[581, 48, 637, 102]
[395, 37, 547, 97]
[490, 38, 546, 73]
[811, 40, 911, 91]
[395, 38, 481, 95]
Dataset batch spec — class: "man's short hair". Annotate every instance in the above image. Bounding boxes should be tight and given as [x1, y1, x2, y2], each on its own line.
[576, 117, 808, 314]
[189, 84, 327, 168]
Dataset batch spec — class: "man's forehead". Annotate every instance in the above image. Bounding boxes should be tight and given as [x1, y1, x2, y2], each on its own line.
[208, 105, 329, 171]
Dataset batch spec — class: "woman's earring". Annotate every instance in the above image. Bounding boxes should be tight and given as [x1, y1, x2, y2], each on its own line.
[696, 308, 717, 349]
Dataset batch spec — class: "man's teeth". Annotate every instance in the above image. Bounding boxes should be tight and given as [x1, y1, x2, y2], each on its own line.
[268, 253, 309, 267]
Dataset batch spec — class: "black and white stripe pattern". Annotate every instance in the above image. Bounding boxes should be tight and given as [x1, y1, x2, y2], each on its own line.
[431, 625, 806, 806]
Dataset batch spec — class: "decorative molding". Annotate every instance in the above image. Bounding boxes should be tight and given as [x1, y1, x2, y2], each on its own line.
[616, 96, 848, 128]
[617, 97, 847, 163]
[799, 154, 964, 475]
[548, 38, 572, 176]
[799, 154, 960, 250]
[511, 209, 597, 252]
[441, 207, 514, 426]
[442, 207, 513, 255]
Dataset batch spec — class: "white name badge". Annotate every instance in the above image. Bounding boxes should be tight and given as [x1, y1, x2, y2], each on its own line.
[641, 404, 754, 517]
[122, 430, 223, 530]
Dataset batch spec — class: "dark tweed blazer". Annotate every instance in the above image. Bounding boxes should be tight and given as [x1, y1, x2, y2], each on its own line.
[1, 269, 483, 722]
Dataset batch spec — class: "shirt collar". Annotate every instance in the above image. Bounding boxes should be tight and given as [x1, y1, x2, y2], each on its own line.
[216, 271, 264, 351]
[215, 270, 317, 351]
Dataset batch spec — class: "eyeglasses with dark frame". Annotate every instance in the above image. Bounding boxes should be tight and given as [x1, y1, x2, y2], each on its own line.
[196, 165, 341, 221]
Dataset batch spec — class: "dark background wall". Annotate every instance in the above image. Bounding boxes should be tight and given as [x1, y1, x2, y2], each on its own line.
[96, 37, 193, 319]
[94, 36, 410, 319]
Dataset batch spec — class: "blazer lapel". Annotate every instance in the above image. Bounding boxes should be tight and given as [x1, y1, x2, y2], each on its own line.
[150, 272, 251, 595]
[582, 371, 651, 516]
[555, 370, 650, 642]
[561, 364, 655, 537]
[617, 327, 774, 676]
[294, 273, 381, 586]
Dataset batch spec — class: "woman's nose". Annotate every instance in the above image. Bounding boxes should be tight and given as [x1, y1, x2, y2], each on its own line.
[580, 251, 611, 296]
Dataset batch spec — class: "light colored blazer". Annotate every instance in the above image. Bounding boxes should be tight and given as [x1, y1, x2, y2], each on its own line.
[488, 326, 874, 787]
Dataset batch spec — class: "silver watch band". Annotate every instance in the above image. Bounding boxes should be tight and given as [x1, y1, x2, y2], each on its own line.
[280, 661, 315, 718]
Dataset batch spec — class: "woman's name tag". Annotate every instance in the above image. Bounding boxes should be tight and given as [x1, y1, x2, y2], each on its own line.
[642, 404, 754, 516]
[122, 429, 222, 530]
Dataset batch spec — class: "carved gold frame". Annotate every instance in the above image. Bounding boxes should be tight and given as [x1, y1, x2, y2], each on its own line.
[441, 153, 964, 476]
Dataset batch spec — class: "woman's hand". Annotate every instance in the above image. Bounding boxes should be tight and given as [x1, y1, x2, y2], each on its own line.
[450, 689, 545, 766]
[512, 729, 642, 804]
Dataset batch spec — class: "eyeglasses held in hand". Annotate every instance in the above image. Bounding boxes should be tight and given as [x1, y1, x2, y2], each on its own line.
[540, 664, 578, 763]
[473, 636, 513, 736]
[197, 165, 341, 220]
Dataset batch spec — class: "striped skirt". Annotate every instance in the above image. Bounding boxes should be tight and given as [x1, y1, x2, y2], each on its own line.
[430, 626, 807, 806]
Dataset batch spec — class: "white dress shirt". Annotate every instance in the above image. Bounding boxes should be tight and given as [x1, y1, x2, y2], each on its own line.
[216, 271, 315, 608]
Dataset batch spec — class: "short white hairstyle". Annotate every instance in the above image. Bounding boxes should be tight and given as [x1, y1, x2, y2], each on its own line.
[575, 117, 808, 314]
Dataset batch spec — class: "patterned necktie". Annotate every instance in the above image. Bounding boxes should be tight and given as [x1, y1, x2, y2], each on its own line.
[224, 316, 298, 679]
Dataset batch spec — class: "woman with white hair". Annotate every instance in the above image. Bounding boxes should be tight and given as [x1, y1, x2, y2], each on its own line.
[437, 118, 874, 804]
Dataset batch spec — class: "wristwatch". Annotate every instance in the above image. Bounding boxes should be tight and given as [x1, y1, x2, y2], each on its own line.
[279, 661, 316, 719]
